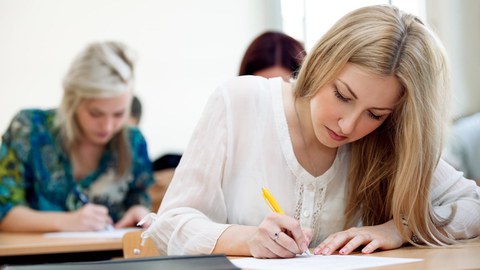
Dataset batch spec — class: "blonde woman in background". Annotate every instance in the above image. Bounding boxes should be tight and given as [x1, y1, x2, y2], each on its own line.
[0, 41, 154, 232]
[141, 5, 480, 258]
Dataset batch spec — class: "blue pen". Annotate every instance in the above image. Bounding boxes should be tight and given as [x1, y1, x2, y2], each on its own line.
[74, 186, 90, 205]
[73, 186, 114, 231]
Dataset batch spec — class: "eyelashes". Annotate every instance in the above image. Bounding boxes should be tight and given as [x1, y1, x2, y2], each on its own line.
[334, 88, 349, 102]
[368, 111, 381, 120]
[88, 111, 126, 118]
[333, 87, 382, 121]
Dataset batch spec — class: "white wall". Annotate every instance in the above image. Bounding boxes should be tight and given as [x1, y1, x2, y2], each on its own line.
[426, 0, 480, 118]
[0, 0, 281, 159]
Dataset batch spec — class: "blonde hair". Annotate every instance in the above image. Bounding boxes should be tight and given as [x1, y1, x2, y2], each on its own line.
[56, 41, 136, 177]
[294, 5, 453, 246]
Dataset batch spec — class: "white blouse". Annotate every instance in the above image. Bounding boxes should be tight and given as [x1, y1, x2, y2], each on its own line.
[146, 76, 480, 255]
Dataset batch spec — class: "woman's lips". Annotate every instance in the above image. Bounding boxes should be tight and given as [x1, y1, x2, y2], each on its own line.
[326, 127, 347, 141]
[96, 132, 109, 139]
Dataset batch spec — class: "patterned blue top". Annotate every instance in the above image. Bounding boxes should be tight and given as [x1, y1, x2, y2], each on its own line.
[0, 109, 154, 222]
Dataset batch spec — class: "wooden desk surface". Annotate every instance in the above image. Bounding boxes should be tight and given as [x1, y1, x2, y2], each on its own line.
[364, 240, 480, 269]
[1, 232, 479, 269]
[231, 240, 480, 270]
[0, 232, 122, 256]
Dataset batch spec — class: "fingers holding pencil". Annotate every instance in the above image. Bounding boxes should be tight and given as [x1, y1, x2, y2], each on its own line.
[248, 212, 311, 258]
[268, 212, 312, 255]
[261, 187, 312, 255]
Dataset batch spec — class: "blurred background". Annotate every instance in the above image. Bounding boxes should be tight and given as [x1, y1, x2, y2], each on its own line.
[0, 0, 478, 160]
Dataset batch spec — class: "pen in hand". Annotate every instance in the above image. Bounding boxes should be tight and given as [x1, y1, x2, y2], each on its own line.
[74, 187, 90, 205]
[73, 187, 115, 231]
[261, 187, 313, 256]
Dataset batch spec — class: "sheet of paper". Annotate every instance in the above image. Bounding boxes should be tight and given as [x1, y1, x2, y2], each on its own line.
[231, 254, 422, 270]
[44, 227, 141, 238]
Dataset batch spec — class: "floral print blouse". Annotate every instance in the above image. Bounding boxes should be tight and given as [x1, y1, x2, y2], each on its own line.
[0, 109, 154, 222]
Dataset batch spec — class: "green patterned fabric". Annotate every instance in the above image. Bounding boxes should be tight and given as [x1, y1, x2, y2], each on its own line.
[0, 109, 153, 222]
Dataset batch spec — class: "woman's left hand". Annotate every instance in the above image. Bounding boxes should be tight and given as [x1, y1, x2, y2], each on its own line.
[314, 219, 405, 255]
[114, 205, 150, 228]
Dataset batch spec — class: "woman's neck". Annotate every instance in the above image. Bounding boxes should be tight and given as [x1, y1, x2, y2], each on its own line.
[283, 82, 337, 177]
[70, 140, 105, 181]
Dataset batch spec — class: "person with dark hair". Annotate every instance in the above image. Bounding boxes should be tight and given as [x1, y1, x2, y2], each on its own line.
[239, 31, 306, 82]
[149, 153, 182, 211]
[129, 95, 143, 126]
[152, 154, 182, 172]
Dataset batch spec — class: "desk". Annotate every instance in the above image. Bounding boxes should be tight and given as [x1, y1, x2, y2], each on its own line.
[364, 240, 480, 269]
[1, 234, 479, 269]
[0, 232, 123, 265]
[230, 240, 480, 270]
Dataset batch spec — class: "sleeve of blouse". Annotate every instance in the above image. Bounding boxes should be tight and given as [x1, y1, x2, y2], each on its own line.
[430, 159, 480, 239]
[147, 86, 231, 255]
[126, 128, 154, 210]
[0, 111, 33, 221]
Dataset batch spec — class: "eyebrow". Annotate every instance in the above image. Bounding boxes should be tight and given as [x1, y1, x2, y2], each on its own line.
[337, 79, 394, 111]
[89, 107, 127, 114]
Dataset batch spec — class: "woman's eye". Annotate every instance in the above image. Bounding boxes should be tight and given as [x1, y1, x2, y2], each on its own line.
[368, 111, 382, 121]
[89, 111, 101, 117]
[334, 88, 349, 102]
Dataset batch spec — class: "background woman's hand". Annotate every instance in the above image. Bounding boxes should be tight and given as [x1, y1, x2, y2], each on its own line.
[114, 205, 150, 228]
[314, 219, 404, 255]
[246, 212, 312, 258]
[65, 203, 113, 231]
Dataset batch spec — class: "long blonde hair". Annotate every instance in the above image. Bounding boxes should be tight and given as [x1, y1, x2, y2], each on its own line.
[294, 5, 453, 246]
[56, 41, 136, 177]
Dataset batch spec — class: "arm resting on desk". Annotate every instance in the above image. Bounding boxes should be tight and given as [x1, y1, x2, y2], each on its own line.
[213, 225, 258, 257]
[0, 205, 113, 232]
[0, 206, 70, 232]
[431, 160, 480, 240]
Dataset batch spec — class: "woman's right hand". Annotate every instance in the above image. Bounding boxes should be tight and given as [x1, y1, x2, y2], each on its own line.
[65, 203, 113, 231]
[246, 212, 312, 258]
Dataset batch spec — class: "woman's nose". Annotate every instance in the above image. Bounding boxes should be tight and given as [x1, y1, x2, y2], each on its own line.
[100, 117, 114, 132]
[338, 112, 360, 135]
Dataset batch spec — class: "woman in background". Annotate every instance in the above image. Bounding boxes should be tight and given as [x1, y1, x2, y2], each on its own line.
[0, 41, 153, 232]
[239, 31, 306, 81]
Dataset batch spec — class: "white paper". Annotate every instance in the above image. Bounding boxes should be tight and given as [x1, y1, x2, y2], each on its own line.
[231, 254, 422, 270]
[44, 227, 141, 238]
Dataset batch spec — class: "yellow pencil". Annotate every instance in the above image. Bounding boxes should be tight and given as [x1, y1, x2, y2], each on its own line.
[261, 186, 313, 256]
[262, 187, 285, 214]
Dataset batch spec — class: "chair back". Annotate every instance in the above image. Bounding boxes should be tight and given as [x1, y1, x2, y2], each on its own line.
[122, 230, 160, 258]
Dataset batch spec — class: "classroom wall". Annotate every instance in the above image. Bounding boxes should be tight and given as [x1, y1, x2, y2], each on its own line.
[1, 0, 479, 160]
[0, 0, 281, 160]
[426, 0, 480, 118]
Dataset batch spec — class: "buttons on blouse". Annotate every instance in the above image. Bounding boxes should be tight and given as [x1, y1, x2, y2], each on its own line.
[301, 182, 317, 221]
